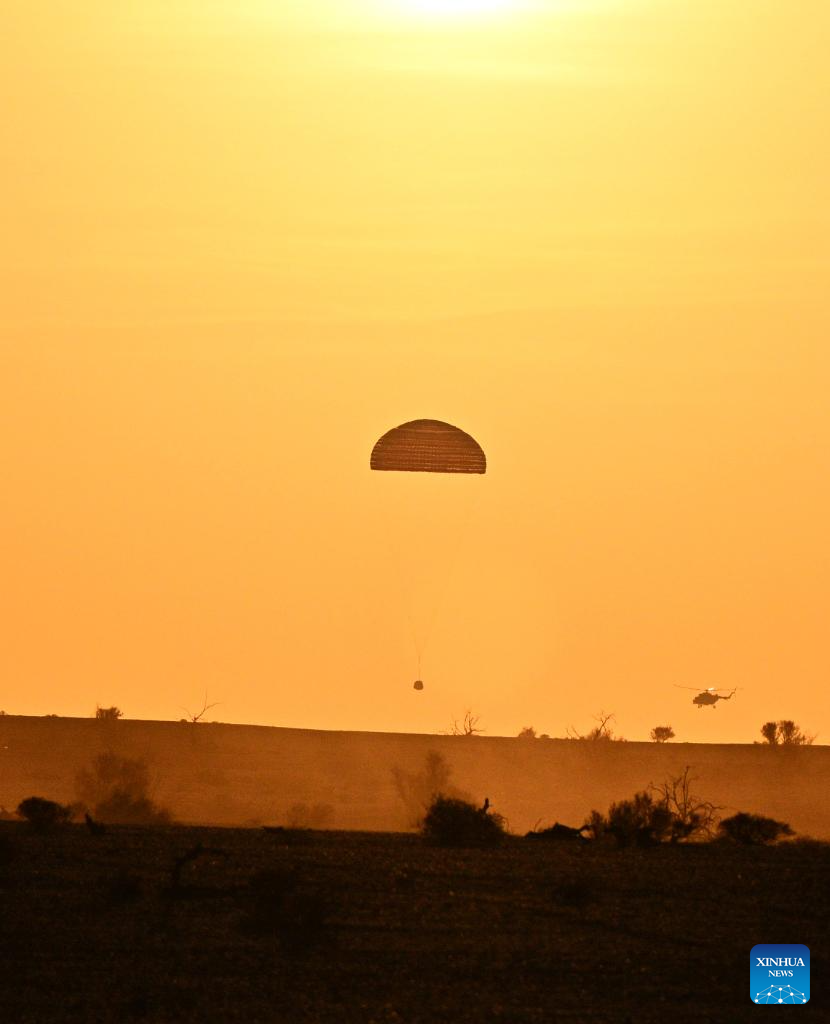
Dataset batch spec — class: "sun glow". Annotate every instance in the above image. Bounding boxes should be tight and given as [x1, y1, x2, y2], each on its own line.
[399, 0, 519, 18]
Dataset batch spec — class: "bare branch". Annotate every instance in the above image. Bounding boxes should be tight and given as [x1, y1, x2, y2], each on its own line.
[446, 710, 484, 736]
[180, 690, 221, 723]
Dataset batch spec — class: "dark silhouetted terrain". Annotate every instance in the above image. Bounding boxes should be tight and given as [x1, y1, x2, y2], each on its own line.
[0, 822, 826, 1022]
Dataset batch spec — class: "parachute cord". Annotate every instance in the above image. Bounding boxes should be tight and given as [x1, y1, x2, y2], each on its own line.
[372, 475, 482, 684]
[372, 484, 428, 681]
[405, 592, 423, 680]
[413, 484, 481, 674]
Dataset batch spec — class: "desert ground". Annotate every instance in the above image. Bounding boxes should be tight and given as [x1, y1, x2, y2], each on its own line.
[0, 821, 825, 1023]
[2, 716, 829, 838]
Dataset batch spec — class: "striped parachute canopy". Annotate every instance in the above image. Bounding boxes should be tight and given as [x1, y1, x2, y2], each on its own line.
[370, 419, 486, 474]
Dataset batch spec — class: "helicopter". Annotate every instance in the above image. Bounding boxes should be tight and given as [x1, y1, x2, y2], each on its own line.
[675, 686, 739, 708]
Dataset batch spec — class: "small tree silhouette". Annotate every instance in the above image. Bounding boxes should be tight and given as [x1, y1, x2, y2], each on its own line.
[568, 711, 623, 741]
[777, 720, 814, 744]
[517, 726, 537, 739]
[95, 706, 122, 721]
[180, 691, 221, 723]
[649, 766, 719, 841]
[759, 720, 814, 746]
[650, 725, 675, 743]
[447, 711, 484, 736]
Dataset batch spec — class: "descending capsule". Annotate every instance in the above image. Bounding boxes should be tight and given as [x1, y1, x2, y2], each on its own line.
[370, 417, 486, 693]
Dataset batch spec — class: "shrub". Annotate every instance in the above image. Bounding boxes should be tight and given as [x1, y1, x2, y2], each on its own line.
[95, 706, 123, 721]
[421, 795, 506, 847]
[76, 752, 171, 825]
[759, 721, 815, 746]
[650, 725, 675, 743]
[718, 812, 794, 845]
[16, 796, 73, 830]
[649, 767, 719, 841]
[604, 791, 673, 847]
[584, 809, 607, 842]
[567, 711, 625, 742]
[590, 769, 719, 846]
[392, 751, 471, 830]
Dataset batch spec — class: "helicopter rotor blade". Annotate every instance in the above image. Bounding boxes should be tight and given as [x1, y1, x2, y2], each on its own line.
[673, 685, 742, 693]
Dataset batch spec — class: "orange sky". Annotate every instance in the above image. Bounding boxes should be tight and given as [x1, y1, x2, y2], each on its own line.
[1, 0, 828, 743]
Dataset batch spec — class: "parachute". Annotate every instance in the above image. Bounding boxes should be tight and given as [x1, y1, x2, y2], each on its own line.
[370, 419, 486, 691]
[370, 419, 486, 475]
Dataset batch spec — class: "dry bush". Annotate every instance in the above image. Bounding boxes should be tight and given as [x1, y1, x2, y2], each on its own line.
[589, 769, 718, 846]
[447, 711, 484, 736]
[604, 791, 673, 847]
[584, 809, 607, 842]
[649, 767, 719, 841]
[421, 795, 506, 848]
[568, 711, 625, 742]
[759, 720, 815, 746]
[95, 706, 123, 721]
[718, 812, 794, 845]
[16, 796, 73, 830]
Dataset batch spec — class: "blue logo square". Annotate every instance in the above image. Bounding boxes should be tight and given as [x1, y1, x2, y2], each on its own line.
[751, 944, 810, 1004]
